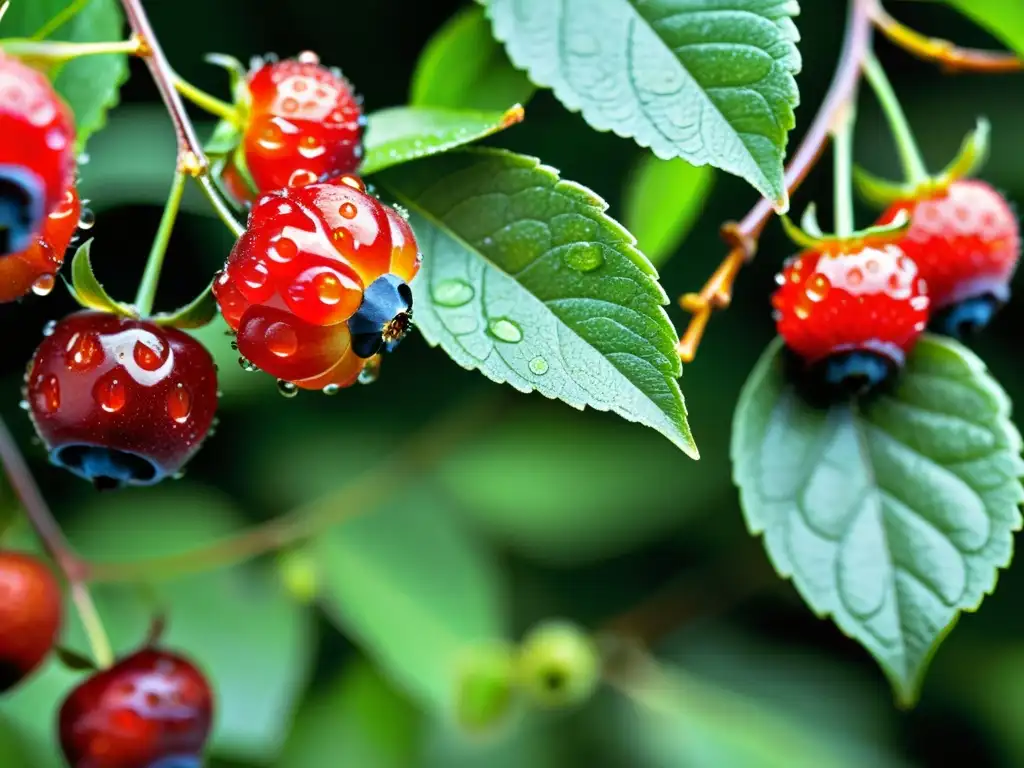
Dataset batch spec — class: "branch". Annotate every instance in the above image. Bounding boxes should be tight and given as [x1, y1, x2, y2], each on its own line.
[873, 5, 1024, 74]
[676, 0, 874, 362]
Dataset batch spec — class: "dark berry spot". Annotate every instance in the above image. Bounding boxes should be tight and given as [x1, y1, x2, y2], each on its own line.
[350, 273, 413, 358]
[542, 666, 567, 691]
[787, 349, 897, 408]
[931, 294, 1004, 339]
[0, 163, 46, 255]
[52, 444, 161, 489]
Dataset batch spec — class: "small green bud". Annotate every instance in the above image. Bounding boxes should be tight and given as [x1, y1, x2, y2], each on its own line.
[517, 620, 600, 709]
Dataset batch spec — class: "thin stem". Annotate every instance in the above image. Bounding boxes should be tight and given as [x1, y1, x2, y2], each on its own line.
[173, 73, 240, 125]
[71, 582, 114, 668]
[862, 51, 929, 185]
[196, 175, 245, 238]
[832, 104, 856, 238]
[134, 171, 187, 316]
[0, 38, 143, 61]
[31, 0, 88, 40]
[87, 396, 501, 583]
[676, 0, 873, 362]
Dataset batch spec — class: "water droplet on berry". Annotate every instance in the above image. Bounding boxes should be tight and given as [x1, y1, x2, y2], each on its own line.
[172, 470, 186, 480]
[487, 317, 523, 344]
[167, 383, 192, 424]
[94, 374, 127, 413]
[911, 296, 930, 312]
[774, 273, 786, 286]
[270, 237, 297, 263]
[31, 273, 55, 296]
[288, 169, 318, 187]
[338, 175, 365, 192]
[65, 332, 102, 370]
[277, 379, 299, 398]
[297, 50, 320, 65]
[78, 152, 91, 165]
[793, 304, 811, 320]
[432, 279, 474, 308]
[339, 202, 357, 219]
[847, 267, 864, 286]
[866, 259, 880, 273]
[78, 208, 95, 230]
[133, 340, 166, 371]
[238, 356, 258, 372]
[563, 243, 603, 273]
[18, 399, 28, 411]
[33, 374, 60, 413]
[529, 357, 549, 376]
[266, 322, 299, 358]
[322, 383, 340, 395]
[240, 259, 270, 290]
[358, 356, 381, 385]
[42, 320, 57, 337]
[805, 274, 830, 303]
[281, 97, 300, 114]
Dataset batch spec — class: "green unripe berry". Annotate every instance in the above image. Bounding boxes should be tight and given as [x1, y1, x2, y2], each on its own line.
[517, 620, 600, 709]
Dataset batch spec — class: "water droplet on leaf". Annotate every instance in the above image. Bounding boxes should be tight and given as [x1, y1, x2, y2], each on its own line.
[487, 317, 522, 343]
[432, 279, 474, 308]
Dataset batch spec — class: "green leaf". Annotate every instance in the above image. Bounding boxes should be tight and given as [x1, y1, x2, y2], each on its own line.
[623, 155, 714, 268]
[3, 487, 316, 764]
[152, 279, 217, 329]
[376, 148, 697, 458]
[279, 659, 421, 768]
[481, 0, 801, 207]
[933, 0, 1024, 57]
[411, 5, 536, 112]
[3, 0, 130, 148]
[314, 489, 508, 717]
[732, 335, 1024, 705]
[361, 105, 525, 176]
[66, 238, 133, 315]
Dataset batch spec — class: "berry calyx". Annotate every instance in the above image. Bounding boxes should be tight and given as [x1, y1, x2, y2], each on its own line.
[59, 648, 213, 768]
[213, 174, 421, 390]
[772, 240, 930, 400]
[517, 621, 601, 709]
[0, 551, 61, 692]
[877, 179, 1019, 337]
[27, 311, 219, 489]
[0, 182, 80, 302]
[241, 51, 364, 197]
[0, 53, 76, 255]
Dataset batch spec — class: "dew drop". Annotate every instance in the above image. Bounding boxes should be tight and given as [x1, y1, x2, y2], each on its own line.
[563, 243, 603, 272]
[78, 208, 96, 230]
[805, 274, 830, 303]
[277, 379, 299, 398]
[65, 332, 102, 370]
[240, 260, 270, 290]
[18, 399, 28, 411]
[774, 273, 786, 286]
[172, 470, 186, 480]
[339, 201, 357, 219]
[794, 305, 811, 320]
[31, 273, 55, 296]
[432, 279, 474, 308]
[338, 174, 365, 192]
[270, 237, 297, 263]
[133, 340, 165, 371]
[42, 320, 57, 337]
[238, 356, 258, 372]
[266, 322, 299, 358]
[846, 267, 864, 287]
[94, 375, 127, 413]
[34, 374, 60, 413]
[167, 383, 192, 424]
[322, 383, 340, 396]
[529, 357, 549, 376]
[297, 50, 320, 65]
[487, 317, 523, 343]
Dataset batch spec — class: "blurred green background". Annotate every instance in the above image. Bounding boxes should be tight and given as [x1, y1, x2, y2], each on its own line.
[2, 1, 1024, 766]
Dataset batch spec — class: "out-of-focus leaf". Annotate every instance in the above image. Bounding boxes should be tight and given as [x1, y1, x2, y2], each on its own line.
[623, 156, 714, 268]
[361, 105, 525, 176]
[0, 719, 34, 768]
[420, 717, 559, 768]
[314, 490, 508, 718]
[186, 315, 268, 404]
[932, 0, 1024, 57]
[377, 148, 697, 458]
[278, 659, 420, 768]
[733, 336, 1024, 705]
[3, 486, 316, 764]
[410, 5, 535, 111]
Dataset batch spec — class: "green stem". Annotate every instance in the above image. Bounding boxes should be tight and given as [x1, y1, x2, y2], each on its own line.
[173, 73, 240, 124]
[1, 38, 142, 61]
[832, 104, 856, 239]
[30, 0, 89, 40]
[70, 582, 114, 668]
[862, 51, 929, 185]
[196, 175, 245, 238]
[135, 170, 187, 316]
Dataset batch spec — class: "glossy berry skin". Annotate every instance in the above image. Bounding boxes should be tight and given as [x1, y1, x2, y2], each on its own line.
[59, 648, 213, 768]
[0, 551, 61, 693]
[213, 174, 420, 389]
[773, 243, 930, 397]
[243, 52, 364, 196]
[0, 182, 79, 302]
[27, 312, 218, 489]
[0, 53, 76, 255]
[878, 180, 1020, 336]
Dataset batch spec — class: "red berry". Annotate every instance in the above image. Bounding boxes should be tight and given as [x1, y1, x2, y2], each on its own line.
[0, 551, 61, 692]
[243, 51, 364, 196]
[59, 648, 213, 768]
[213, 174, 420, 388]
[27, 312, 219, 489]
[0, 182, 80, 302]
[0, 53, 76, 255]
[878, 179, 1020, 336]
[772, 242, 930, 396]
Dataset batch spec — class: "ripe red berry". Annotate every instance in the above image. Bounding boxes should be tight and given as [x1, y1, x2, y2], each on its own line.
[59, 648, 213, 768]
[877, 179, 1020, 336]
[213, 174, 420, 390]
[0, 551, 61, 692]
[772, 242, 930, 397]
[0, 53, 76, 255]
[0, 182, 80, 302]
[243, 51, 364, 196]
[27, 312, 219, 489]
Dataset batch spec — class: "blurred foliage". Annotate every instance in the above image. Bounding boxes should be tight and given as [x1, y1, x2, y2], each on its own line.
[0, 1, 1023, 767]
